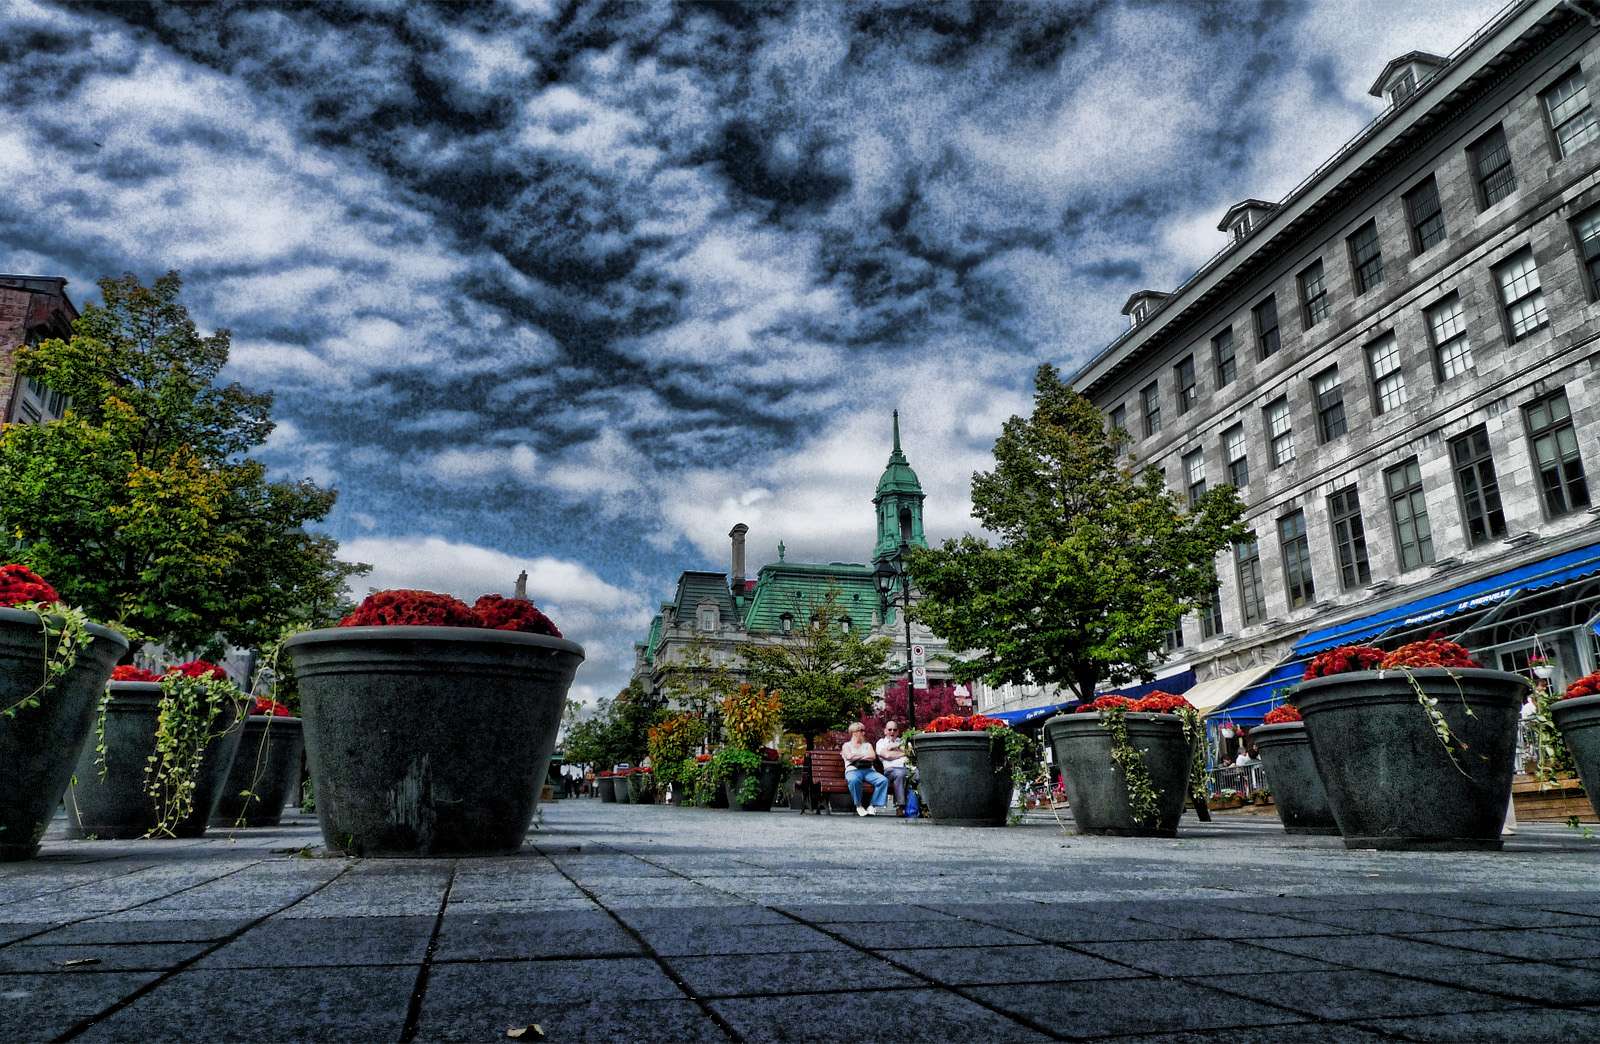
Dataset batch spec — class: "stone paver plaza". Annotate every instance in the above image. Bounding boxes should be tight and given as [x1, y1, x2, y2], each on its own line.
[3, 803, 1599, 1041]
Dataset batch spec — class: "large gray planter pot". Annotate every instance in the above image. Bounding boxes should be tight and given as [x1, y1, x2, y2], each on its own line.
[1296, 668, 1524, 851]
[212, 716, 305, 827]
[66, 681, 247, 840]
[912, 731, 1012, 826]
[284, 625, 584, 857]
[0, 608, 127, 861]
[628, 771, 655, 804]
[1552, 693, 1600, 821]
[598, 776, 618, 802]
[1045, 713, 1191, 837]
[1250, 721, 1338, 835]
[727, 760, 782, 812]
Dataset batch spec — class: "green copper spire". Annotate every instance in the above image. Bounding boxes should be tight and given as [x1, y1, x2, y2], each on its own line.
[874, 410, 926, 560]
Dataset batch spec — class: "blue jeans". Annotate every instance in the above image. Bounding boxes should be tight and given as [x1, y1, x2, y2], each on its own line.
[884, 766, 909, 807]
[846, 768, 889, 808]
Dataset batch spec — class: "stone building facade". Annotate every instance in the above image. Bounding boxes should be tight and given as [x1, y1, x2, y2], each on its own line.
[0, 275, 77, 424]
[1070, 0, 1600, 722]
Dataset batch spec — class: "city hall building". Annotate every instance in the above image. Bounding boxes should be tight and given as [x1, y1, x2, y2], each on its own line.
[1065, 0, 1600, 728]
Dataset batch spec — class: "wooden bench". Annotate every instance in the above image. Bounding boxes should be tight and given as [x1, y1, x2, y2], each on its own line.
[795, 748, 876, 814]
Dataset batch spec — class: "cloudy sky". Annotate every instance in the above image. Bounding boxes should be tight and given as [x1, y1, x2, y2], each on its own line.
[1, 0, 1504, 703]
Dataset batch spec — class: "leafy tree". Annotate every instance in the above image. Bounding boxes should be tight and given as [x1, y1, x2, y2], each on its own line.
[659, 634, 735, 749]
[0, 272, 365, 653]
[907, 363, 1246, 701]
[740, 587, 892, 748]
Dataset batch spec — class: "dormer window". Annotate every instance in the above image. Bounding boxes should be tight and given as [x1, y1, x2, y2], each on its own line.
[1217, 200, 1277, 246]
[1389, 70, 1417, 105]
[1120, 290, 1170, 329]
[697, 601, 719, 632]
[1368, 51, 1447, 110]
[1230, 214, 1251, 242]
[779, 612, 793, 635]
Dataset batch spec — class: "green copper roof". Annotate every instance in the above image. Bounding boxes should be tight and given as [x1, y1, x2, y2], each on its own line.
[874, 410, 925, 499]
[643, 612, 663, 665]
[741, 561, 878, 634]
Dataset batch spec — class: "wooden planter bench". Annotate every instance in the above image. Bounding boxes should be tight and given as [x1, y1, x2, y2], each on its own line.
[795, 748, 877, 814]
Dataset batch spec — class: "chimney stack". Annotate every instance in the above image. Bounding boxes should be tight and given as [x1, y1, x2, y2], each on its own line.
[729, 523, 748, 588]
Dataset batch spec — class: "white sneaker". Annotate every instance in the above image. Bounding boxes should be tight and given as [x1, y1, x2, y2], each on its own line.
[865, 806, 877, 816]
[856, 806, 868, 817]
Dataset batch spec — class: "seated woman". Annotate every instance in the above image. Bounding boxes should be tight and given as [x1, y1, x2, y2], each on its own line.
[841, 723, 890, 817]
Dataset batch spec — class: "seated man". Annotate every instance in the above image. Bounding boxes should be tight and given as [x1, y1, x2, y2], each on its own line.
[840, 723, 889, 817]
[875, 720, 910, 814]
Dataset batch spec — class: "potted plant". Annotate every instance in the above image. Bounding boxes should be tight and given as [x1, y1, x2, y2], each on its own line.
[710, 685, 783, 811]
[907, 713, 1038, 826]
[1294, 639, 1525, 850]
[1529, 654, 1555, 680]
[0, 565, 128, 860]
[212, 695, 304, 828]
[67, 661, 248, 839]
[627, 766, 656, 804]
[1551, 670, 1600, 821]
[647, 713, 704, 807]
[283, 589, 581, 856]
[1250, 703, 1338, 835]
[1044, 692, 1205, 837]
[597, 770, 618, 803]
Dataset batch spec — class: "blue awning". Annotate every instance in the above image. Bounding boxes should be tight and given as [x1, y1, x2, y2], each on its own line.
[983, 669, 1197, 729]
[1294, 541, 1600, 656]
[988, 700, 1079, 728]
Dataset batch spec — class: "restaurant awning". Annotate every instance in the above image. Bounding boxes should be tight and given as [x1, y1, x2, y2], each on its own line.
[1184, 663, 1275, 717]
[987, 700, 1079, 728]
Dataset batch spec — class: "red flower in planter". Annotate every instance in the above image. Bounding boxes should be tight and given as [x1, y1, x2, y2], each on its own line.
[1562, 670, 1600, 701]
[634, 766, 651, 774]
[472, 594, 563, 638]
[110, 664, 162, 683]
[166, 660, 230, 681]
[924, 713, 1012, 732]
[1304, 645, 1386, 679]
[1379, 638, 1478, 671]
[1076, 695, 1137, 714]
[694, 753, 712, 763]
[1131, 692, 1193, 714]
[340, 590, 479, 628]
[252, 697, 293, 717]
[1263, 703, 1302, 725]
[598, 770, 613, 778]
[0, 563, 59, 607]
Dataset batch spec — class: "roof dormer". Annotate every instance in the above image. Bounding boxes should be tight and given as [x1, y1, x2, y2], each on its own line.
[1216, 199, 1279, 244]
[1369, 51, 1447, 108]
[1120, 290, 1170, 329]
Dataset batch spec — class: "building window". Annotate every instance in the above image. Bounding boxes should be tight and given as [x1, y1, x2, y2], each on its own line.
[1573, 203, 1600, 300]
[1328, 486, 1371, 590]
[1493, 247, 1548, 342]
[779, 613, 793, 635]
[1165, 621, 1185, 652]
[839, 616, 853, 634]
[1426, 293, 1472, 380]
[1200, 583, 1224, 639]
[698, 605, 719, 632]
[1299, 259, 1330, 327]
[1278, 510, 1315, 609]
[1109, 403, 1126, 435]
[1141, 382, 1162, 437]
[1212, 328, 1236, 387]
[1312, 367, 1346, 442]
[1404, 175, 1447, 254]
[1175, 356, 1197, 415]
[1347, 220, 1384, 295]
[1450, 425, 1507, 547]
[1469, 125, 1516, 208]
[1265, 397, 1294, 468]
[1183, 449, 1206, 507]
[1542, 65, 1598, 158]
[1366, 332, 1407, 414]
[1385, 457, 1435, 571]
[1235, 537, 1267, 626]
[1223, 423, 1248, 487]
[1524, 389, 1591, 517]
[1253, 295, 1281, 358]
[1390, 69, 1418, 103]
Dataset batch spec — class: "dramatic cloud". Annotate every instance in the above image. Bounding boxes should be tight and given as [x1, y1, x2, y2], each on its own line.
[0, 0, 1504, 701]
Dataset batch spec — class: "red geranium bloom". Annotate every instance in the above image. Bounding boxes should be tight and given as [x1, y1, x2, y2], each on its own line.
[1132, 692, 1193, 714]
[110, 664, 162, 683]
[252, 697, 293, 717]
[923, 713, 1011, 733]
[1304, 645, 1386, 679]
[1076, 695, 1137, 714]
[1380, 638, 1478, 671]
[0, 563, 59, 607]
[472, 594, 563, 637]
[166, 660, 230, 681]
[1562, 670, 1600, 701]
[694, 753, 712, 763]
[340, 590, 479, 628]
[1263, 703, 1302, 725]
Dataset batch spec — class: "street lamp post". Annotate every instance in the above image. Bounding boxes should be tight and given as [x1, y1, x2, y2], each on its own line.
[873, 540, 916, 729]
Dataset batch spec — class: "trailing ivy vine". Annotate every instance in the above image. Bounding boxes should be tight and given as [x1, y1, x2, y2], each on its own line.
[1096, 704, 1161, 825]
[1, 601, 94, 719]
[145, 669, 245, 838]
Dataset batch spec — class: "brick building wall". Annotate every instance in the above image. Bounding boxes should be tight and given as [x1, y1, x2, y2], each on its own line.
[0, 276, 77, 424]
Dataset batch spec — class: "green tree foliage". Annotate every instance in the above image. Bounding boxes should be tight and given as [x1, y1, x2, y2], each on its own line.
[740, 587, 893, 747]
[907, 363, 1246, 701]
[0, 272, 366, 652]
[660, 634, 735, 747]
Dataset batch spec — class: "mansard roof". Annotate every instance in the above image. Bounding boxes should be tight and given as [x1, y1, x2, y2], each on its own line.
[741, 560, 877, 634]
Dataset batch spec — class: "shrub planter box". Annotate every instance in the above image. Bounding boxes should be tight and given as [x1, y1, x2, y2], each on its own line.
[726, 761, 782, 812]
[912, 731, 1012, 826]
[0, 608, 127, 861]
[284, 624, 583, 857]
[598, 776, 618, 803]
[627, 771, 655, 805]
[1552, 694, 1600, 822]
[1044, 713, 1190, 837]
[66, 681, 247, 840]
[211, 715, 305, 828]
[1296, 668, 1524, 851]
